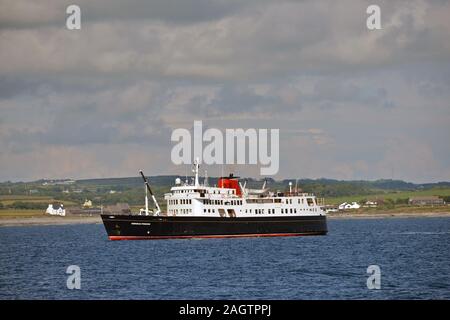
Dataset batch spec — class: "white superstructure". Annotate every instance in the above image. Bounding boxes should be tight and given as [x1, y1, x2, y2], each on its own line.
[163, 159, 325, 218]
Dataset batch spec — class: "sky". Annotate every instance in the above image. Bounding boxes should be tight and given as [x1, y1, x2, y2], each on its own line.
[0, 0, 449, 183]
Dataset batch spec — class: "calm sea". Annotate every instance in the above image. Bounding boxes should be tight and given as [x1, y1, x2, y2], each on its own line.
[0, 217, 449, 299]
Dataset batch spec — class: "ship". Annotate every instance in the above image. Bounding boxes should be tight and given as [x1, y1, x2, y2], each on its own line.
[101, 159, 327, 240]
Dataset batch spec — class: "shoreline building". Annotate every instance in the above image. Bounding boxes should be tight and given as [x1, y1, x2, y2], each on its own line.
[45, 204, 66, 216]
[408, 196, 444, 206]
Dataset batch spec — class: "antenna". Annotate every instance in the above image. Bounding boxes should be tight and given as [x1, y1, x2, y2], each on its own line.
[193, 157, 200, 186]
[204, 170, 209, 187]
[145, 183, 149, 215]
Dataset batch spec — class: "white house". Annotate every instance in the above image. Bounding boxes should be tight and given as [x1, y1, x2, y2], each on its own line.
[46, 204, 66, 216]
[363, 200, 378, 208]
[338, 202, 361, 210]
[83, 199, 93, 208]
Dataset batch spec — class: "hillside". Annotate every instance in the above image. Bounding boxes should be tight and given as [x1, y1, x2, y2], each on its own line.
[1, 176, 449, 212]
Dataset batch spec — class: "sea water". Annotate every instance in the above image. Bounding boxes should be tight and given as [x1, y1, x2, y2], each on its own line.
[0, 217, 449, 299]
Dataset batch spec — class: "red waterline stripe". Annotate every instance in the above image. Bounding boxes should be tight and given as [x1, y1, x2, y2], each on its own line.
[108, 232, 325, 240]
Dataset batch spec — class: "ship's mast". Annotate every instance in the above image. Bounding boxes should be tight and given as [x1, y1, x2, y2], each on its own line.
[139, 170, 161, 216]
[145, 184, 149, 215]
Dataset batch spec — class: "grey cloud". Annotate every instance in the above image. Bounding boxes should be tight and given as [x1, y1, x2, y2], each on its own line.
[0, 0, 449, 182]
[0, 0, 253, 29]
[2, 0, 450, 80]
[208, 85, 283, 115]
[307, 79, 395, 109]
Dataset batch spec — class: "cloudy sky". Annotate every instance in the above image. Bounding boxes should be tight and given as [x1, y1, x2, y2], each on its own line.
[0, 0, 449, 182]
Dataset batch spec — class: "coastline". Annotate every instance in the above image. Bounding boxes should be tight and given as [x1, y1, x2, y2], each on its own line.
[327, 211, 450, 219]
[0, 216, 102, 227]
[1, 211, 450, 227]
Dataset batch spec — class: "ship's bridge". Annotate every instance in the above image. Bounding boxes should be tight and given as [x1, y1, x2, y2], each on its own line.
[164, 185, 239, 201]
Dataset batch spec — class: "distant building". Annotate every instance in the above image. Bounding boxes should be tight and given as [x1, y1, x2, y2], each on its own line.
[83, 199, 93, 208]
[42, 179, 75, 186]
[408, 196, 444, 206]
[104, 203, 131, 214]
[339, 202, 361, 210]
[29, 189, 39, 194]
[46, 204, 66, 216]
[362, 200, 378, 208]
[324, 205, 339, 213]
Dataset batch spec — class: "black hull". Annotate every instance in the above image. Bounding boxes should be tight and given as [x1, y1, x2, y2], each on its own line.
[101, 214, 327, 240]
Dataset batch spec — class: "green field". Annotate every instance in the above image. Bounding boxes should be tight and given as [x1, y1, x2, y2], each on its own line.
[0, 209, 45, 219]
[325, 188, 450, 205]
[0, 195, 77, 206]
